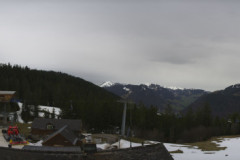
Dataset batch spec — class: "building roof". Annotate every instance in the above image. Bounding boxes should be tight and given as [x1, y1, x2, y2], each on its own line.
[42, 125, 79, 146]
[23, 145, 81, 152]
[32, 118, 82, 131]
[0, 91, 16, 95]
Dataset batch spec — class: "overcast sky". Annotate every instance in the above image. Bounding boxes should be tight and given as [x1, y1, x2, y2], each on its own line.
[1, 0, 240, 91]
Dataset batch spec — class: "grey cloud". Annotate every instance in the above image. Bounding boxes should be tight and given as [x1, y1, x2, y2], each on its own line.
[146, 42, 214, 65]
[1, 0, 240, 91]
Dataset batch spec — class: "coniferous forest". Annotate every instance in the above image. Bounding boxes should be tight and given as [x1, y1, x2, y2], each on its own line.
[1, 63, 240, 143]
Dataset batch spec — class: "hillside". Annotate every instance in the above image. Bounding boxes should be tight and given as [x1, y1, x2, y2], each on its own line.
[188, 84, 240, 117]
[101, 82, 208, 111]
[0, 64, 122, 129]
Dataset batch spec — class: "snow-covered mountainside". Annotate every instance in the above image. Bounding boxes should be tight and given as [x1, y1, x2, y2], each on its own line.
[101, 81, 208, 111]
[38, 106, 61, 118]
[230, 84, 240, 89]
[17, 103, 24, 123]
[16, 103, 62, 123]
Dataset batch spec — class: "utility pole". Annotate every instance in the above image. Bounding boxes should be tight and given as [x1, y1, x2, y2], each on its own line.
[121, 101, 127, 136]
[118, 99, 134, 137]
[118, 92, 134, 149]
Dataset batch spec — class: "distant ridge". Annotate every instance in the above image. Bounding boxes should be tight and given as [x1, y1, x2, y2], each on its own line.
[188, 83, 240, 116]
[101, 81, 208, 111]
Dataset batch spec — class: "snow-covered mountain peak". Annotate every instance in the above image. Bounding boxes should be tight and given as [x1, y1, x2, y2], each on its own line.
[143, 83, 185, 90]
[144, 83, 151, 87]
[231, 84, 240, 89]
[165, 86, 185, 90]
[100, 81, 115, 87]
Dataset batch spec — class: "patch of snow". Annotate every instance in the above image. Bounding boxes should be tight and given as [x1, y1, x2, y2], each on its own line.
[232, 84, 240, 89]
[38, 106, 61, 118]
[164, 86, 184, 90]
[143, 83, 185, 90]
[112, 139, 142, 149]
[38, 112, 45, 117]
[96, 139, 160, 150]
[28, 140, 43, 146]
[123, 87, 131, 92]
[144, 83, 151, 87]
[144, 140, 160, 145]
[165, 136, 240, 160]
[100, 81, 114, 87]
[17, 103, 24, 123]
[141, 86, 146, 90]
[97, 143, 111, 150]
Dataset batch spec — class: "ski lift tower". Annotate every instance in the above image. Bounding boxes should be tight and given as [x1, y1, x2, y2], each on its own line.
[118, 99, 134, 137]
[0, 91, 16, 124]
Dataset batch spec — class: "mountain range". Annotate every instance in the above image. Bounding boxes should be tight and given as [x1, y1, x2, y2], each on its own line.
[101, 81, 208, 111]
[2, 63, 240, 118]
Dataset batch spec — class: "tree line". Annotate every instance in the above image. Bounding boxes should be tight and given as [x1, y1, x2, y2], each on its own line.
[128, 103, 240, 143]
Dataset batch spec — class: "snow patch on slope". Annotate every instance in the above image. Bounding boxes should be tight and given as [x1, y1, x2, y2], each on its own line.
[96, 139, 160, 150]
[17, 102, 24, 123]
[231, 84, 240, 89]
[111, 139, 142, 149]
[165, 86, 184, 90]
[28, 140, 43, 146]
[165, 136, 240, 160]
[144, 83, 185, 90]
[100, 81, 114, 87]
[123, 87, 131, 92]
[14, 103, 62, 123]
[38, 106, 61, 118]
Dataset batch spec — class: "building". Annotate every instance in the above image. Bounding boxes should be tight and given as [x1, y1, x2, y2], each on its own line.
[31, 118, 82, 137]
[0, 91, 16, 124]
[0, 91, 16, 102]
[42, 125, 82, 147]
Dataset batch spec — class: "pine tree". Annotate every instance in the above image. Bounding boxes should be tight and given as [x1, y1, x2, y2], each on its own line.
[51, 108, 56, 119]
[33, 105, 39, 118]
[44, 111, 50, 119]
